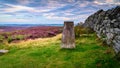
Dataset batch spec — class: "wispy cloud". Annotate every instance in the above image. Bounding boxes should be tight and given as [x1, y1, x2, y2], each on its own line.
[17, 0, 32, 5]
[94, 0, 120, 5]
[0, 4, 53, 13]
[0, 0, 119, 24]
[1, 4, 34, 13]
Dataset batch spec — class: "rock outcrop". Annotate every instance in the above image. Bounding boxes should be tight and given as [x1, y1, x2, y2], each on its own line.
[84, 6, 120, 56]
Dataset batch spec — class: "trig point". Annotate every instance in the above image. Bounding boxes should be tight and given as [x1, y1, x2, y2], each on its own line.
[61, 21, 75, 49]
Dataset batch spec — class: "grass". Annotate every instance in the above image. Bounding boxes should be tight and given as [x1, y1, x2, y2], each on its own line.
[0, 34, 120, 68]
[7, 35, 25, 43]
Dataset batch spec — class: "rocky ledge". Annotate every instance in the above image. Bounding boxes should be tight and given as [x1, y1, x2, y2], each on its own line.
[84, 6, 120, 57]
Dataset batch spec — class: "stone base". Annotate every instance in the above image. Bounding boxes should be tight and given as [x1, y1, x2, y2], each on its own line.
[61, 44, 75, 49]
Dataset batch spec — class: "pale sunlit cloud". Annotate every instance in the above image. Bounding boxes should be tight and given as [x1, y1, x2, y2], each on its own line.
[94, 0, 120, 5]
[0, 18, 30, 23]
[3, 4, 34, 12]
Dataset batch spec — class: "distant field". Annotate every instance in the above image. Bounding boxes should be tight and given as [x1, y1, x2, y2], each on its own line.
[0, 26, 27, 32]
[0, 33, 119, 68]
[0, 26, 62, 43]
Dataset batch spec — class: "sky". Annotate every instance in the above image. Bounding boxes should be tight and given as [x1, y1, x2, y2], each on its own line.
[0, 0, 120, 24]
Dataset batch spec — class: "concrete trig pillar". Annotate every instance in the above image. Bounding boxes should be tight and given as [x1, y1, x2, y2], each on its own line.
[61, 21, 75, 49]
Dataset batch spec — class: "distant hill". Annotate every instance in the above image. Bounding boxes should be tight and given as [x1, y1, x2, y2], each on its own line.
[0, 24, 63, 27]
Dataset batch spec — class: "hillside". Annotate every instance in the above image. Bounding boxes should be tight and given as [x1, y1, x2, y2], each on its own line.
[0, 33, 119, 68]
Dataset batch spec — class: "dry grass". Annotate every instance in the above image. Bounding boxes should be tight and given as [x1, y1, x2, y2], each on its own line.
[9, 34, 62, 48]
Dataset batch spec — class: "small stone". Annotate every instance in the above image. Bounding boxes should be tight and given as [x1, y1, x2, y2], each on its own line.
[117, 17, 120, 21]
[112, 22, 119, 28]
[114, 28, 120, 31]
[105, 17, 109, 20]
[111, 19, 116, 23]
[0, 50, 9, 55]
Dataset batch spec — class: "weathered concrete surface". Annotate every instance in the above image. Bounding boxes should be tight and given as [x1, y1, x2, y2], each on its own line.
[61, 21, 75, 49]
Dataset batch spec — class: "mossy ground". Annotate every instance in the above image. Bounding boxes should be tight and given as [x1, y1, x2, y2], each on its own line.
[0, 34, 120, 68]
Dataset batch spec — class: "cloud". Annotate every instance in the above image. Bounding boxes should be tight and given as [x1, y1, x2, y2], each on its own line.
[17, 0, 32, 5]
[1, 4, 34, 13]
[0, 14, 13, 18]
[43, 11, 91, 22]
[73, 1, 90, 7]
[67, 0, 76, 3]
[0, 17, 30, 23]
[94, 0, 120, 5]
[45, 14, 89, 21]
[0, 0, 119, 24]
[0, 3, 57, 14]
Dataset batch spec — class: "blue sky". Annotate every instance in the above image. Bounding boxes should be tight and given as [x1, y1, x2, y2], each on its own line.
[0, 0, 120, 24]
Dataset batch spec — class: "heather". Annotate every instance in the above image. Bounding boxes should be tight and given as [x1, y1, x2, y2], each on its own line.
[0, 26, 62, 43]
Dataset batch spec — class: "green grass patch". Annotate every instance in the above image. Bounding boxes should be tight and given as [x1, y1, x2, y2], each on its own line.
[0, 34, 119, 68]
